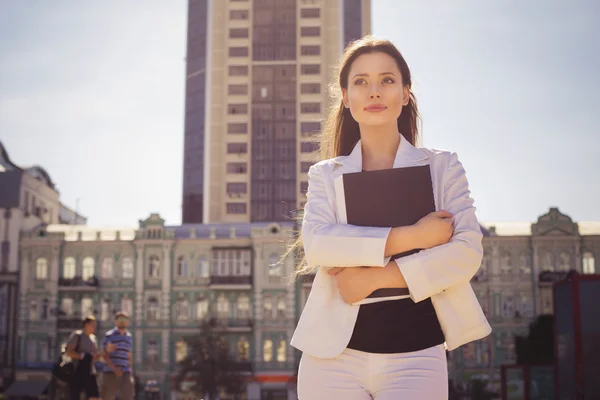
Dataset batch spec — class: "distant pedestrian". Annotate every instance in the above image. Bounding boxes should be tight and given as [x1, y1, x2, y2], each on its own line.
[101, 311, 134, 400]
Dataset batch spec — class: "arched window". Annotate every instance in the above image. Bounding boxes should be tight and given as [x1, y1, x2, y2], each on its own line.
[82, 257, 95, 280]
[268, 253, 282, 277]
[277, 339, 286, 362]
[35, 258, 48, 280]
[175, 340, 188, 362]
[121, 257, 134, 279]
[63, 257, 76, 279]
[263, 339, 273, 362]
[583, 252, 596, 274]
[276, 297, 286, 319]
[101, 258, 113, 279]
[176, 298, 190, 321]
[237, 295, 251, 319]
[196, 256, 209, 278]
[196, 298, 209, 320]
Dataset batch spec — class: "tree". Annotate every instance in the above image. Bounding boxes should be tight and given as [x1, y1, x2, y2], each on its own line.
[175, 318, 248, 400]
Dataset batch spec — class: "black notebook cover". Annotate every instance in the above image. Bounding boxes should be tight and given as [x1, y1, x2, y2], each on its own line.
[342, 165, 435, 298]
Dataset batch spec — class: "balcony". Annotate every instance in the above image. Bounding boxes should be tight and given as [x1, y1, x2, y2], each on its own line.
[211, 318, 253, 332]
[209, 276, 252, 289]
[58, 276, 99, 290]
[230, 361, 253, 372]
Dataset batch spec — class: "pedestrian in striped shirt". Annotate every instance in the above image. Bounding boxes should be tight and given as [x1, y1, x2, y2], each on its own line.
[101, 311, 134, 400]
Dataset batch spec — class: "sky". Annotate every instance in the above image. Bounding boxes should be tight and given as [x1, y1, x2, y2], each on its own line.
[1, 0, 598, 227]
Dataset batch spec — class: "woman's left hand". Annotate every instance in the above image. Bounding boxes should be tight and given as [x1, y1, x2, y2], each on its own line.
[332, 267, 376, 304]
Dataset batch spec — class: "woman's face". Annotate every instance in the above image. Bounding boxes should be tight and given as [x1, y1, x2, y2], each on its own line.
[342, 52, 409, 128]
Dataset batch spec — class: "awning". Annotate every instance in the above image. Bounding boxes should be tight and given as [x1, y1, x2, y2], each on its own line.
[4, 380, 49, 397]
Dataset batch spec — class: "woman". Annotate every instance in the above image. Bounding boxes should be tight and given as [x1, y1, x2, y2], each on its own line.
[290, 36, 491, 399]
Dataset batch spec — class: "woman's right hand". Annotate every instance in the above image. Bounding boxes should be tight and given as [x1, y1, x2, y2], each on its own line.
[414, 210, 454, 249]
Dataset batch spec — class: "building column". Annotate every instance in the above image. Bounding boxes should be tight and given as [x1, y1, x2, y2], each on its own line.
[135, 246, 144, 324]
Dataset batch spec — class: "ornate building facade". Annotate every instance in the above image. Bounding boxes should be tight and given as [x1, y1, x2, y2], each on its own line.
[16, 214, 297, 399]
[13, 207, 600, 397]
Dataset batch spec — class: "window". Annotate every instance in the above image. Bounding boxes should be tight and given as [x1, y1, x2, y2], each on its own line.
[301, 64, 320, 75]
[229, 28, 249, 38]
[227, 182, 247, 195]
[230, 9, 248, 20]
[268, 253, 282, 277]
[301, 102, 320, 113]
[300, 83, 320, 94]
[301, 8, 320, 18]
[101, 258, 113, 279]
[558, 252, 571, 271]
[63, 257, 76, 279]
[264, 297, 273, 319]
[147, 297, 159, 321]
[228, 85, 248, 96]
[226, 203, 247, 214]
[227, 143, 248, 154]
[263, 339, 273, 362]
[519, 252, 531, 275]
[228, 123, 248, 134]
[502, 295, 514, 317]
[176, 256, 188, 278]
[229, 65, 249, 76]
[39, 339, 49, 361]
[217, 295, 230, 319]
[82, 257, 95, 280]
[147, 339, 159, 363]
[237, 295, 251, 319]
[301, 142, 319, 153]
[277, 340, 286, 362]
[148, 255, 160, 278]
[27, 340, 36, 362]
[101, 299, 111, 321]
[276, 297, 286, 319]
[61, 297, 73, 316]
[228, 104, 248, 115]
[229, 47, 249, 57]
[196, 298, 209, 320]
[500, 253, 512, 275]
[122, 257, 134, 279]
[41, 298, 49, 320]
[81, 297, 93, 317]
[121, 296, 133, 316]
[35, 258, 48, 280]
[238, 337, 250, 361]
[583, 252, 595, 274]
[300, 27, 320, 37]
[301, 162, 313, 173]
[176, 298, 190, 321]
[196, 256, 209, 278]
[542, 252, 555, 272]
[227, 162, 247, 174]
[301, 122, 320, 137]
[29, 300, 38, 321]
[176, 340, 188, 362]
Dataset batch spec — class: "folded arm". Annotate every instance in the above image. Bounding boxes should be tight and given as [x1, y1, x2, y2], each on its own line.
[395, 152, 483, 303]
[302, 164, 420, 268]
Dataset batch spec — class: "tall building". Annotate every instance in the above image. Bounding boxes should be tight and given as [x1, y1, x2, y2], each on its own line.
[182, 0, 372, 224]
[0, 141, 85, 391]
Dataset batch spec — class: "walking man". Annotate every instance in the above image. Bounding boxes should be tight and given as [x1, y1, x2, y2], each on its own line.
[101, 311, 134, 400]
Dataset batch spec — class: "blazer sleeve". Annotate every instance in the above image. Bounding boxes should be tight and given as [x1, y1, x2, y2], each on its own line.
[302, 163, 392, 268]
[396, 152, 484, 303]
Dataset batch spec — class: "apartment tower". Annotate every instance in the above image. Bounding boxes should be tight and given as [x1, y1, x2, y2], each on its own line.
[182, 0, 371, 223]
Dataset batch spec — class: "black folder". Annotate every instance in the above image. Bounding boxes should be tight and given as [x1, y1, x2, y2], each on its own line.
[342, 165, 435, 298]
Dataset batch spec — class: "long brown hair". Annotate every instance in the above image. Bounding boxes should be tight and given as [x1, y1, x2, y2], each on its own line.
[288, 35, 421, 279]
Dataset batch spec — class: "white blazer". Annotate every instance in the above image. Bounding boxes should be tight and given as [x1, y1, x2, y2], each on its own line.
[290, 136, 492, 359]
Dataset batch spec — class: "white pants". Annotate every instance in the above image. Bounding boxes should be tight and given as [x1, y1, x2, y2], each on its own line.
[297, 344, 448, 400]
